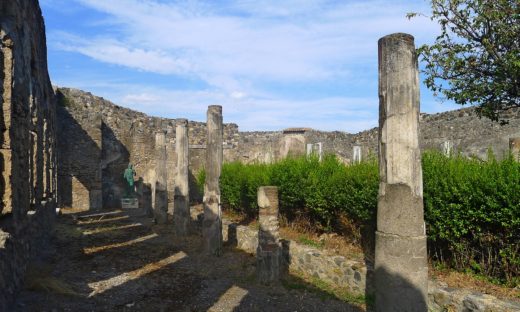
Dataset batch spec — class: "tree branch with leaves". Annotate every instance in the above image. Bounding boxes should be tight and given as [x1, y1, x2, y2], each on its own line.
[409, 0, 520, 123]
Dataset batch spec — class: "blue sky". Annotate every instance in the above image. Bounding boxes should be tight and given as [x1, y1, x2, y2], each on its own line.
[40, 0, 460, 132]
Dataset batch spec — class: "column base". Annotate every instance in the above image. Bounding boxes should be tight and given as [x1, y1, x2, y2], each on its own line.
[374, 231, 428, 312]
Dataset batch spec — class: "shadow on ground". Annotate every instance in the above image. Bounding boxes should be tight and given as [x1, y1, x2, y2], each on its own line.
[15, 207, 364, 312]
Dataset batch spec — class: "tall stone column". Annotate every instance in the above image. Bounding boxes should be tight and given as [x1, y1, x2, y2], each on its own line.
[203, 105, 223, 255]
[257, 186, 281, 284]
[173, 119, 190, 236]
[154, 131, 168, 224]
[375, 33, 428, 311]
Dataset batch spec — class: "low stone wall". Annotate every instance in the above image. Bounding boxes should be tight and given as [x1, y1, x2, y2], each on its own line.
[221, 220, 520, 311]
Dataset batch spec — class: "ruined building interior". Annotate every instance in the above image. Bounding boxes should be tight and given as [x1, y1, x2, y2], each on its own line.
[1, 1, 519, 311]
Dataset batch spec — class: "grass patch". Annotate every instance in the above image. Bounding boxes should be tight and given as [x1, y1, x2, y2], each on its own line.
[283, 270, 367, 307]
[297, 235, 324, 249]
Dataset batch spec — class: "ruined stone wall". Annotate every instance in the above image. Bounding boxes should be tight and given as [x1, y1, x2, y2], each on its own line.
[351, 107, 520, 161]
[0, 0, 58, 309]
[237, 107, 520, 164]
[57, 88, 239, 210]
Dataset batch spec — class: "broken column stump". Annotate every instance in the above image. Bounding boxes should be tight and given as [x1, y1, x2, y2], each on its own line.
[202, 105, 223, 255]
[257, 186, 281, 284]
[154, 131, 168, 224]
[173, 119, 190, 236]
[375, 33, 428, 311]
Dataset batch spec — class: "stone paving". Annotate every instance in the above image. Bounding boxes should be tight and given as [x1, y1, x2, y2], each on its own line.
[15, 209, 363, 312]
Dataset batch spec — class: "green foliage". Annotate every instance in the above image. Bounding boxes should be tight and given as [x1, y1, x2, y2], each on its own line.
[220, 162, 271, 217]
[423, 151, 520, 284]
[297, 235, 324, 249]
[412, 0, 520, 122]
[197, 152, 519, 284]
[216, 155, 378, 230]
[195, 169, 205, 197]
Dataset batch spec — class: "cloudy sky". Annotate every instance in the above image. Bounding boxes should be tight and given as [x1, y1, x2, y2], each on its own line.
[40, 0, 459, 132]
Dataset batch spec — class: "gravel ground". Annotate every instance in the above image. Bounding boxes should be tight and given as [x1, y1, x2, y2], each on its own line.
[15, 209, 364, 312]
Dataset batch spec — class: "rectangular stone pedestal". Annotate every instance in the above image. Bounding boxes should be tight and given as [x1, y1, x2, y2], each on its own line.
[121, 197, 139, 209]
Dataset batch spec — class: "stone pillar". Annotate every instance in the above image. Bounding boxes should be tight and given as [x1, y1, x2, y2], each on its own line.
[257, 186, 281, 284]
[375, 33, 428, 311]
[173, 119, 190, 236]
[154, 131, 168, 224]
[510, 138, 520, 161]
[306, 144, 313, 157]
[202, 105, 223, 255]
[441, 141, 453, 157]
[353, 145, 362, 163]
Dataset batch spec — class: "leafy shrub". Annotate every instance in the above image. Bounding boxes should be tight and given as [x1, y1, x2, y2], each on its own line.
[195, 152, 519, 284]
[423, 151, 520, 284]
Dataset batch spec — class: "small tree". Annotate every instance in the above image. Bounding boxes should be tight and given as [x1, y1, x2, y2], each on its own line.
[410, 0, 520, 123]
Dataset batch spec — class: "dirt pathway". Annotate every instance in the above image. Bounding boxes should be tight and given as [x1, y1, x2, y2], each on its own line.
[15, 209, 363, 312]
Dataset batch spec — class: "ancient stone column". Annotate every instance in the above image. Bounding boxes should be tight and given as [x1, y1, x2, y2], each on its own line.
[353, 145, 362, 163]
[202, 105, 223, 255]
[173, 119, 190, 236]
[510, 138, 520, 161]
[375, 33, 428, 311]
[154, 131, 168, 224]
[257, 186, 281, 284]
[441, 141, 453, 157]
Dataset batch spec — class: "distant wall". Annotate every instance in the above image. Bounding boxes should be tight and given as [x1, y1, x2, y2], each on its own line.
[235, 107, 520, 164]
[0, 0, 58, 309]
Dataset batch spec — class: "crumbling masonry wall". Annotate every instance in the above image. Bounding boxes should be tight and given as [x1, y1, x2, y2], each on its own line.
[0, 0, 58, 309]
[56, 88, 238, 210]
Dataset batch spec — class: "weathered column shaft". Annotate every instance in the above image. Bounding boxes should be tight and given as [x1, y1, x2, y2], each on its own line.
[173, 119, 190, 236]
[203, 105, 223, 255]
[353, 145, 362, 163]
[257, 186, 281, 284]
[375, 33, 428, 311]
[154, 131, 168, 224]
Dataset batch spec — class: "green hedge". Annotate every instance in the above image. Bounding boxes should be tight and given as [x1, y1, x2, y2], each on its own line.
[197, 152, 519, 285]
[422, 152, 519, 284]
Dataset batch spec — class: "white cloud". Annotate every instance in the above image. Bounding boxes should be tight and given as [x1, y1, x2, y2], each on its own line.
[230, 91, 247, 100]
[57, 0, 437, 89]
[47, 0, 443, 131]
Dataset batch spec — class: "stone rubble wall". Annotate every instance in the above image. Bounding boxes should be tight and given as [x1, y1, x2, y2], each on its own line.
[352, 107, 520, 162]
[239, 107, 520, 164]
[221, 220, 520, 312]
[56, 88, 239, 210]
[0, 0, 58, 309]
